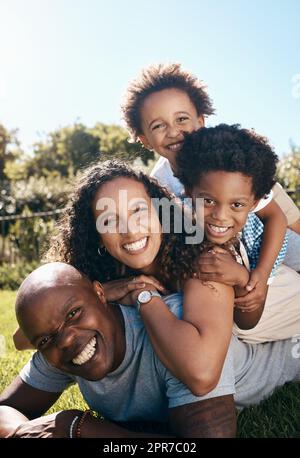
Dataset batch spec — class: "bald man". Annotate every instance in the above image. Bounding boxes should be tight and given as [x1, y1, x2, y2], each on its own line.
[0, 263, 299, 438]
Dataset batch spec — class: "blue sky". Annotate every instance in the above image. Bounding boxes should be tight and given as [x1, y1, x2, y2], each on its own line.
[0, 0, 299, 156]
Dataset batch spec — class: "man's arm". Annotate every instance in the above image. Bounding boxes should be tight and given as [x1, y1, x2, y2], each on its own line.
[0, 376, 61, 419]
[0, 377, 172, 438]
[169, 395, 236, 438]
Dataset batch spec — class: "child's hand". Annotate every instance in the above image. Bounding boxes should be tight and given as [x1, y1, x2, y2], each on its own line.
[234, 269, 269, 312]
[195, 247, 249, 287]
[103, 276, 167, 304]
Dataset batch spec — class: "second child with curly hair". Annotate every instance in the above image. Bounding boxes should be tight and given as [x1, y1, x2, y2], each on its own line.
[176, 124, 300, 342]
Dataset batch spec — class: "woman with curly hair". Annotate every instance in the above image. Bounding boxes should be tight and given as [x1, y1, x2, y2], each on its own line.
[48, 160, 246, 393]
[15, 159, 241, 395]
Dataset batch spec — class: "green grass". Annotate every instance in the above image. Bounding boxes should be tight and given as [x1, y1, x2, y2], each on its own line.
[1, 291, 299, 437]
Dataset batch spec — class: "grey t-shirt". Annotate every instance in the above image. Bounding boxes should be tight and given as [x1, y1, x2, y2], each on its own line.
[19, 293, 300, 421]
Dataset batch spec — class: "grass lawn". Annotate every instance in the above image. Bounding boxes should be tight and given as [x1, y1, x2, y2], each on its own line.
[0, 290, 299, 437]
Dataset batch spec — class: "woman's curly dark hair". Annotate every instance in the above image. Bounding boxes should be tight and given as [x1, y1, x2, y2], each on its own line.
[45, 160, 212, 287]
[176, 124, 278, 200]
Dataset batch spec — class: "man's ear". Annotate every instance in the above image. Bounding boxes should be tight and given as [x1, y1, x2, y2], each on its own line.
[93, 281, 106, 306]
[138, 135, 152, 150]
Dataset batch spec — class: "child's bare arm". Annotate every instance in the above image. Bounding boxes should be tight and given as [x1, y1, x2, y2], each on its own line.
[195, 248, 267, 329]
[233, 282, 267, 330]
[255, 200, 287, 279]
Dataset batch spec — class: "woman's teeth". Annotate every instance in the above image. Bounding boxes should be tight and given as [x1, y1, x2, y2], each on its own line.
[208, 224, 231, 234]
[123, 237, 147, 252]
[72, 337, 96, 365]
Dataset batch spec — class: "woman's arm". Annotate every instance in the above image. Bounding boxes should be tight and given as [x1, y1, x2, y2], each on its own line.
[138, 281, 234, 396]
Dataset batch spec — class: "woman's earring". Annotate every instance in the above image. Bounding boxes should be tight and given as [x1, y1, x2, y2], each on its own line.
[98, 246, 107, 256]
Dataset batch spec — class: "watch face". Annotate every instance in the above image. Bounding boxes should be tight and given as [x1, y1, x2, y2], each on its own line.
[138, 290, 152, 304]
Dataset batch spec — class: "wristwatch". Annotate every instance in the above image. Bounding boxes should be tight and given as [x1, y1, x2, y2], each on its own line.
[136, 290, 162, 312]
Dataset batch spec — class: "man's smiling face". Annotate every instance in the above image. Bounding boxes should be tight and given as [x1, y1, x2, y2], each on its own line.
[16, 264, 125, 381]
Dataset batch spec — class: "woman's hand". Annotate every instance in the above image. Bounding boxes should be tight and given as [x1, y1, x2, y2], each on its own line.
[195, 247, 250, 287]
[11, 410, 81, 438]
[103, 276, 168, 306]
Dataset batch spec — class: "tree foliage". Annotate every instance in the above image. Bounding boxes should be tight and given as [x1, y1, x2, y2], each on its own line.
[0, 124, 21, 181]
[17, 122, 154, 180]
[277, 145, 300, 207]
[25, 123, 101, 178]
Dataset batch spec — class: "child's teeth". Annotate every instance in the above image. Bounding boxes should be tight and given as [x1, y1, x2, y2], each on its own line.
[72, 337, 96, 365]
[124, 237, 147, 252]
[168, 143, 182, 151]
[209, 224, 229, 233]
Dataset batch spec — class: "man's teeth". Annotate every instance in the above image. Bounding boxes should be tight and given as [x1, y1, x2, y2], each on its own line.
[167, 142, 182, 152]
[209, 224, 230, 233]
[72, 337, 96, 365]
[123, 237, 147, 252]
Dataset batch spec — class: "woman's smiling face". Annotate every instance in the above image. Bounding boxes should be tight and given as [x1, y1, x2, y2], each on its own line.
[92, 177, 162, 272]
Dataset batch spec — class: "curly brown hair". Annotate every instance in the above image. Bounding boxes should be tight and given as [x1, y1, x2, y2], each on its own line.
[176, 124, 278, 200]
[45, 160, 213, 287]
[121, 62, 215, 142]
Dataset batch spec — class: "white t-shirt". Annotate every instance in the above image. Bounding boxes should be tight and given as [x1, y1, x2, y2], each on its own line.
[151, 157, 273, 212]
[150, 157, 184, 197]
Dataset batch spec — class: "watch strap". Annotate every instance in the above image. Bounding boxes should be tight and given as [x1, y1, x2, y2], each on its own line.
[136, 290, 161, 312]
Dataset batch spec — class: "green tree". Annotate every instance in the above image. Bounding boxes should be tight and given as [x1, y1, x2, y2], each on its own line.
[0, 124, 21, 181]
[5, 122, 154, 182]
[90, 123, 154, 165]
[26, 123, 101, 178]
[277, 145, 300, 207]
